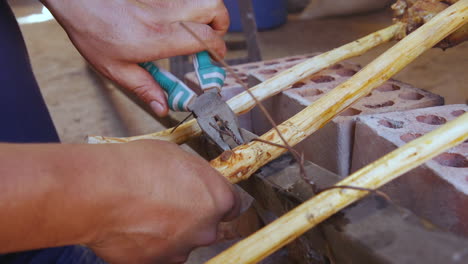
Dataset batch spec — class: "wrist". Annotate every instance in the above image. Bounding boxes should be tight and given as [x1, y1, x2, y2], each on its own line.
[54, 144, 128, 246]
[0, 143, 119, 252]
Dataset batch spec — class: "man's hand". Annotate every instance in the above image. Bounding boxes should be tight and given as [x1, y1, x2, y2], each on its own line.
[0, 141, 239, 264]
[87, 141, 240, 264]
[40, 0, 230, 117]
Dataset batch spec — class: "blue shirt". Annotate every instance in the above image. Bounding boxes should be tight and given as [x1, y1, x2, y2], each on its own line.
[0, 1, 104, 263]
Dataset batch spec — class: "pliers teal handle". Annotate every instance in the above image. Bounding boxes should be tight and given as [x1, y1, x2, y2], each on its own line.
[193, 51, 226, 92]
[140, 51, 226, 112]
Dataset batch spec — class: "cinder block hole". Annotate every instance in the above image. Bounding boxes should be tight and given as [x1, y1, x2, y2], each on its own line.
[310, 75, 335, 83]
[292, 82, 306, 88]
[258, 69, 278, 74]
[244, 65, 260, 70]
[399, 92, 424, 100]
[377, 83, 401, 92]
[329, 63, 344, 70]
[340, 108, 362, 116]
[452, 110, 466, 117]
[296, 88, 323, 97]
[286, 57, 302, 62]
[416, 115, 447, 125]
[264, 61, 280, 66]
[364, 101, 395, 109]
[236, 78, 249, 84]
[400, 133, 424, 143]
[378, 119, 404, 129]
[433, 153, 468, 168]
[336, 68, 357, 77]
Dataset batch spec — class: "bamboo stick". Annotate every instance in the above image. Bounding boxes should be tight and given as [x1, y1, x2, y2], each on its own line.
[87, 23, 403, 144]
[207, 112, 468, 264]
[211, 0, 468, 184]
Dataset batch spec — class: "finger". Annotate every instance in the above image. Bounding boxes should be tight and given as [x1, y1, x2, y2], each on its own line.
[148, 22, 227, 59]
[106, 63, 169, 117]
[209, 3, 230, 35]
[163, 0, 230, 34]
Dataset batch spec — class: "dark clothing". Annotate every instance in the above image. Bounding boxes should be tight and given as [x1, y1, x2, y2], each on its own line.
[0, 0, 59, 143]
[0, 246, 106, 264]
[0, 1, 104, 263]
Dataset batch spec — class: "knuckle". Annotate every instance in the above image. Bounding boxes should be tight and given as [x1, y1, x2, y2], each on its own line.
[213, 182, 237, 216]
[98, 64, 118, 81]
[199, 0, 220, 9]
[132, 84, 153, 103]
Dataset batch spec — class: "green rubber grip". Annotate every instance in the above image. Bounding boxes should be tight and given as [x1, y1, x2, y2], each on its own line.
[140, 62, 196, 112]
[193, 51, 226, 92]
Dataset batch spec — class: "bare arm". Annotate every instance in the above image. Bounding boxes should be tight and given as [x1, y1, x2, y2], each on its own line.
[0, 143, 112, 252]
[0, 142, 239, 264]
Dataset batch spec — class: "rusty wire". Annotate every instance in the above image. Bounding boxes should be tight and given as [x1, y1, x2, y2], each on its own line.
[177, 23, 404, 264]
[179, 22, 315, 190]
[179, 21, 397, 207]
[171, 112, 194, 134]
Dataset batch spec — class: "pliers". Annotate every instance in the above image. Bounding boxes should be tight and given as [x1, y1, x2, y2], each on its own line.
[140, 51, 244, 151]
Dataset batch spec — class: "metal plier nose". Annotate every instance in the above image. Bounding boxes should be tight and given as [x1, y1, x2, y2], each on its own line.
[140, 51, 244, 151]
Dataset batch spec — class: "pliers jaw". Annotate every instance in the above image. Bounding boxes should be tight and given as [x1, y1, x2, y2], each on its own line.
[189, 91, 244, 151]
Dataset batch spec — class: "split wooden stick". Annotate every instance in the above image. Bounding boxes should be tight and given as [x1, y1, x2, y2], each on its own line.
[207, 113, 468, 264]
[211, 0, 468, 184]
[206, 2, 468, 262]
[87, 23, 403, 144]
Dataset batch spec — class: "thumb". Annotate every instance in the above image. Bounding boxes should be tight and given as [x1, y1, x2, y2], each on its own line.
[108, 63, 169, 117]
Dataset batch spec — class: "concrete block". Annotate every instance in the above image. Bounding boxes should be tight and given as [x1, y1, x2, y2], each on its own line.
[351, 105, 468, 236]
[184, 54, 315, 131]
[249, 60, 444, 176]
[245, 155, 468, 264]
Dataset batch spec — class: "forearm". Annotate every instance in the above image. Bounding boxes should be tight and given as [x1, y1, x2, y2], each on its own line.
[0, 143, 120, 253]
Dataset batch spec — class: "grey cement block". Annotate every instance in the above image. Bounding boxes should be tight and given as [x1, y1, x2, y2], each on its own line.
[351, 105, 468, 236]
[245, 156, 468, 264]
[249, 59, 444, 177]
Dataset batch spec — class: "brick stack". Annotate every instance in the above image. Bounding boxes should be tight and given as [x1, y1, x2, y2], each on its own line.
[249, 59, 444, 176]
[351, 105, 468, 235]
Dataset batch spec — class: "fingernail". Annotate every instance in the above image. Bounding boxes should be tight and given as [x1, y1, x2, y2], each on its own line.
[150, 101, 165, 116]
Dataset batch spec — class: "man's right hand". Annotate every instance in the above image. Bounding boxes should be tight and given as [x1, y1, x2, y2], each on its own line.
[0, 141, 239, 264]
[87, 141, 240, 264]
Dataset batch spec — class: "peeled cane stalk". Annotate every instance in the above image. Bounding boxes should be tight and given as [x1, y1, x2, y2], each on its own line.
[206, 1, 468, 263]
[211, 0, 468, 184]
[207, 112, 468, 264]
[87, 23, 403, 144]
